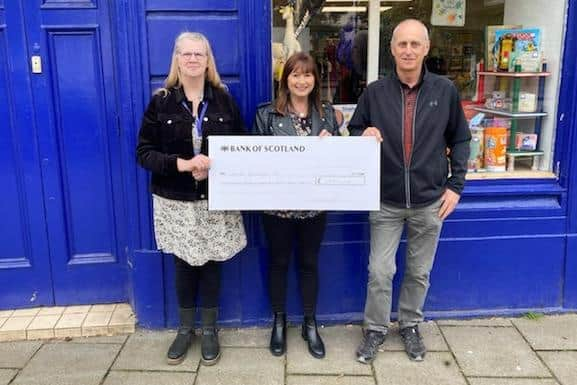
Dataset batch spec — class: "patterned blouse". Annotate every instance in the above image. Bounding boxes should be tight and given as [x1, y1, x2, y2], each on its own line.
[265, 113, 322, 220]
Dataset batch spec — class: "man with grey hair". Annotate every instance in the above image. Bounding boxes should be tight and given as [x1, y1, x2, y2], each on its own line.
[349, 19, 470, 363]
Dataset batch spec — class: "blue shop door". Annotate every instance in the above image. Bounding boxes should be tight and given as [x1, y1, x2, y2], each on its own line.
[0, 2, 55, 308]
[18, 1, 128, 305]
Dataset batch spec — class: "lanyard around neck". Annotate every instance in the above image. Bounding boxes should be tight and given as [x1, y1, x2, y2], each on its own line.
[181, 99, 209, 137]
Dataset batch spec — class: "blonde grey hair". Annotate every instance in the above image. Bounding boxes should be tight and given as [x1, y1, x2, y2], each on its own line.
[156, 32, 224, 96]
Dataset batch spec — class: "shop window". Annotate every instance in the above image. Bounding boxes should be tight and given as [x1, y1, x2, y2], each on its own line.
[272, 0, 369, 119]
[272, 0, 566, 178]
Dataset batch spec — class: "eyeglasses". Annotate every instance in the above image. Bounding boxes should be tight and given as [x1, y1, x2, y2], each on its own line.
[179, 51, 208, 60]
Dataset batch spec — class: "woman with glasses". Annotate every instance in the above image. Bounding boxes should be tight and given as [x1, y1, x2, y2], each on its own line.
[137, 32, 247, 366]
[253, 52, 341, 359]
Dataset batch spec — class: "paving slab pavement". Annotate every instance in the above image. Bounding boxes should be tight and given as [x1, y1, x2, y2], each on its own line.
[1, 314, 576, 385]
[441, 325, 552, 377]
[102, 370, 195, 385]
[11, 343, 120, 385]
[113, 331, 199, 372]
[538, 351, 577, 385]
[0, 341, 42, 368]
[0, 369, 17, 385]
[373, 352, 467, 385]
[195, 347, 284, 385]
[437, 318, 513, 327]
[63, 335, 129, 345]
[467, 379, 559, 385]
[219, 327, 269, 348]
[287, 375, 375, 385]
[286, 325, 371, 375]
[512, 314, 577, 350]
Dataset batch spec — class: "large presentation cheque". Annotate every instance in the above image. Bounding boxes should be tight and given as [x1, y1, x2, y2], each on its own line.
[208, 136, 380, 211]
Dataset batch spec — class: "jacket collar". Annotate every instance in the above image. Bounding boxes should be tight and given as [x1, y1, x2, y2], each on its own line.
[173, 80, 215, 104]
[392, 65, 429, 89]
[278, 105, 325, 136]
[309, 106, 323, 135]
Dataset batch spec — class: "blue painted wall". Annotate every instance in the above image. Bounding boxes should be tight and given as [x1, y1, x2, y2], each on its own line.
[1, 0, 576, 326]
[126, 0, 577, 328]
[557, 0, 577, 309]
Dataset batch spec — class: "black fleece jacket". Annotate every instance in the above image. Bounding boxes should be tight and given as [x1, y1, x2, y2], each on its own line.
[348, 69, 471, 208]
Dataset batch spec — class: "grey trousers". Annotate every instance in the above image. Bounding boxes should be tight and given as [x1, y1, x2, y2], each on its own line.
[364, 199, 443, 332]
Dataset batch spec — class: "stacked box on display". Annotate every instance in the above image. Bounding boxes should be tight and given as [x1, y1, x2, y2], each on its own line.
[493, 28, 542, 72]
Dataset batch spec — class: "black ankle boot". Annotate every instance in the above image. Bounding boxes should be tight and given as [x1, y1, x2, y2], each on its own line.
[167, 308, 195, 365]
[301, 316, 325, 359]
[200, 307, 220, 366]
[269, 312, 286, 356]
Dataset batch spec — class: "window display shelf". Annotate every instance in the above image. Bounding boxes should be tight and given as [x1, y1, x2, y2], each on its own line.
[474, 67, 548, 172]
[478, 71, 550, 78]
[506, 150, 545, 171]
[472, 107, 547, 118]
[507, 150, 544, 156]
[466, 170, 555, 180]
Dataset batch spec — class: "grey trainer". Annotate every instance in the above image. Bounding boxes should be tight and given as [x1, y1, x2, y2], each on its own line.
[400, 325, 426, 361]
[356, 329, 387, 364]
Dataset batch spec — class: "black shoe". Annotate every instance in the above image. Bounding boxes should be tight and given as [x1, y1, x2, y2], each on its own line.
[167, 307, 195, 365]
[356, 329, 387, 364]
[301, 316, 325, 359]
[200, 308, 220, 366]
[400, 325, 426, 361]
[269, 312, 286, 356]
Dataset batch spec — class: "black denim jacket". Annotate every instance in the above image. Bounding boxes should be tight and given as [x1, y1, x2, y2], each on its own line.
[136, 84, 246, 201]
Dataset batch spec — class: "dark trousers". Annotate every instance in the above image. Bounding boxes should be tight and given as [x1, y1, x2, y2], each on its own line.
[262, 213, 327, 317]
[174, 256, 221, 309]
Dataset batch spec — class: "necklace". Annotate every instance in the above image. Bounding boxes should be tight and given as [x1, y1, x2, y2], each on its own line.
[290, 103, 308, 118]
[189, 93, 203, 102]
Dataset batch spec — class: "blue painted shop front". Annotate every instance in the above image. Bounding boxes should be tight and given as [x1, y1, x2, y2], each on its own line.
[1, 0, 577, 328]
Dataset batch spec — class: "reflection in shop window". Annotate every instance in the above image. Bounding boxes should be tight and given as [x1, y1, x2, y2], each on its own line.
[272, 0, 368, 105]
[375, 0, 564, 175]
[377, 1, 503, 100]
[271, 0, 565, 175]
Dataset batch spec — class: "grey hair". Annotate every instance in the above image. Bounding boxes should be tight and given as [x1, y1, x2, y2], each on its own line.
[391, 19, 430, 44]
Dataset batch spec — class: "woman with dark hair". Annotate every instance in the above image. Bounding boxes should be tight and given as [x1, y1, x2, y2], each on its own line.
[253, 52, 341, 359]
[137, 32, 247, 366]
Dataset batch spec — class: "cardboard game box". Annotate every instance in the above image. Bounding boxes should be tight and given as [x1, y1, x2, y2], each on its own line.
[485, 24, 521, 70]
[493, 28, 542, 72]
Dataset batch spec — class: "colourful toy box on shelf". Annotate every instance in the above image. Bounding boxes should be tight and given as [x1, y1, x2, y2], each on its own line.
[471, 25, 549, 173]
[467, 112, 485, 173]
[484, 118, 511, 172]
[492, 28, 541, 72]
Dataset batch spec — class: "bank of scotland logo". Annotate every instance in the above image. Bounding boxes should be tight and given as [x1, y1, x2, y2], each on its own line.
[221, 145, 229, 152]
